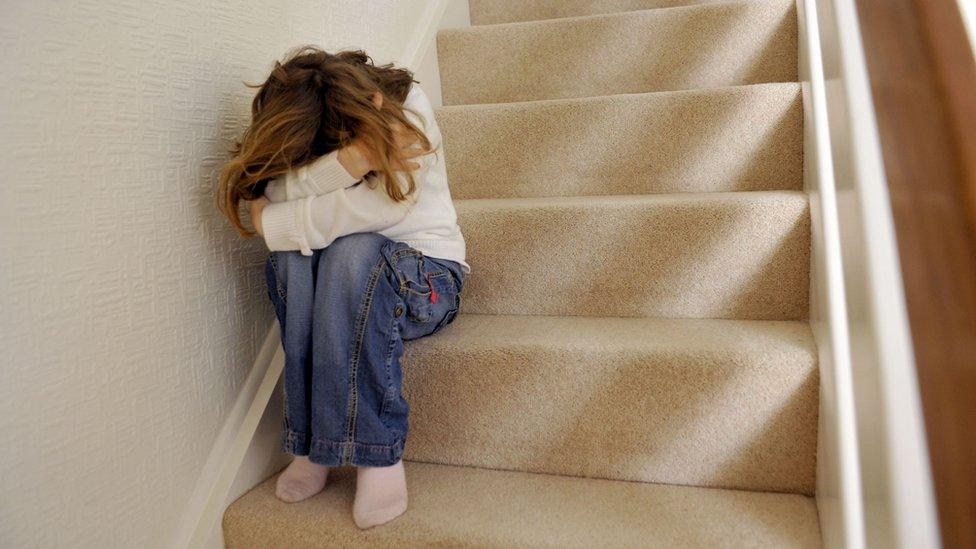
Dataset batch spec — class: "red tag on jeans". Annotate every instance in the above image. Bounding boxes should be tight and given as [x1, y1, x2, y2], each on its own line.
[426, 273, 439, 304]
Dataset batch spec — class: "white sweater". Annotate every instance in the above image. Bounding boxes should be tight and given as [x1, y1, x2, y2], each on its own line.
[259, 84, 469, 273]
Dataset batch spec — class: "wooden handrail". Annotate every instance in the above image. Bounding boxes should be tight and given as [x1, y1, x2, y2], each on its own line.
[853, 1, 976, 547]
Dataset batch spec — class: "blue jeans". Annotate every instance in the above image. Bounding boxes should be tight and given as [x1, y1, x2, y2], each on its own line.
[264, 232, 464, 467]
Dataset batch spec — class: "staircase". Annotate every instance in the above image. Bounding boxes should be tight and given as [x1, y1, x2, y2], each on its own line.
[223, 0, 821, 546]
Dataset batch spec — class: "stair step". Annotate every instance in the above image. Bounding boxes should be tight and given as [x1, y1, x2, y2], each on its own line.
[223, 462, 821, 548]
[438, 83, 802, 199]
[456, 191, 810, 320]
[403, 314, 818, 493]
[470, 0, 748, 25]
[438, 0, 797, 105]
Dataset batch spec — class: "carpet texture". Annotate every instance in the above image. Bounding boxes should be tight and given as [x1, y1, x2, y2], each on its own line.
[437, 83, 803, 199]
[401, 314, 818, 494]
[457, 192, 810, 320]
[438, 0, 798, 105]
[223, 462, 821, 549]
[469, 0, 745, 25]
[225, 0, 819, 545]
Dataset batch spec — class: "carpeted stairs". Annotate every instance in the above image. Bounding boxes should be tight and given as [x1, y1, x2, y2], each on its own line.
[223, 0, 821, 546]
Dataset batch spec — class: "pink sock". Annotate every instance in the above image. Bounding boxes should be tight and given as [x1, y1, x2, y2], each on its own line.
[353, 461, 408, 529]
[275, 455, 329, 503]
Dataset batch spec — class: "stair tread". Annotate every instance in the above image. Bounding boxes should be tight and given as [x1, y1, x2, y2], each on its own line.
[437, 81, 801, 111]
[438, 0, 797, 104]
[224, 462, 821, 548]
[469, 0, 752, 26]
[456, 189, 806, 208]
[437, 83, 803, 199]
[465, 0, 784, 29]
[409, 312, 813, 363]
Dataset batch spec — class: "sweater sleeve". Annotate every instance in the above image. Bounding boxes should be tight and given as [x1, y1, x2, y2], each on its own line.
[261, 85, 438, 254]
[263, 149, 361, 203]
[260, 170, 420, 255]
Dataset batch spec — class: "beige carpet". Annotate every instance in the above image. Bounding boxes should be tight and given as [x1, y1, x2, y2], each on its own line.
[457, 192, 810, 320]
[401, 314, 818, 494]
[437, 83, 804, 199]
[223, 462, 821, 549]
[438, 0, 797, 105]
[469, 0, 747, 25]
[225, 0, 819, 546]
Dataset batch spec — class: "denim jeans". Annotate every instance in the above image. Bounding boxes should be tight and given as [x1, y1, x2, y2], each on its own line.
[264, 232, 464, 467]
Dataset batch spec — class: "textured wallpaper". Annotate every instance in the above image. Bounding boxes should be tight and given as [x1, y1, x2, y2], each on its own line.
[0, 1, 426, 546]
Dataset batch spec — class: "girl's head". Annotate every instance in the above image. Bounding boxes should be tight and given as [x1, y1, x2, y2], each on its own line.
[218, 45, 433, 236]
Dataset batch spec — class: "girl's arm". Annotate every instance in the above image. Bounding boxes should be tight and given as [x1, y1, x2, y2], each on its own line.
[263, 148, 368, 202]
[252, 87, 438, 254]
[252, 141, 429, 254]
[252, 167, 422, 255]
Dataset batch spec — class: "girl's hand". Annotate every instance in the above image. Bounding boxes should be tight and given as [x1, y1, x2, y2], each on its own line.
[247, 196, 270, 236]
[337, 123, 426, 180]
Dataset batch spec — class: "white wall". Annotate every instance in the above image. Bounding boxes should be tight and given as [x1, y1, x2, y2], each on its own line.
[0, 1, 427, 547]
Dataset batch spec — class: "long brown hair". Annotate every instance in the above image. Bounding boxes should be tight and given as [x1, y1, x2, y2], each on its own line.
[217, 46, 433, 237]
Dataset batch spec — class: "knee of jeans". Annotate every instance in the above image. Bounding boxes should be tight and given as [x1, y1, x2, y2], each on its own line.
[320, 233, 389, 282]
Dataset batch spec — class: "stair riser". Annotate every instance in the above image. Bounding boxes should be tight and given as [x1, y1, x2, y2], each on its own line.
[456, 193, 811, 320]
[470, 0, 743, 25]
[403, 317, 818, 494]
[438, 0, 797, 105]
[438, 84, 803, 199]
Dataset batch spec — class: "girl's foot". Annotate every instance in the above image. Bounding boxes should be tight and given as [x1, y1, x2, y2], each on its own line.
[353, 461, 408, 529]
[275, 455, 329, 503]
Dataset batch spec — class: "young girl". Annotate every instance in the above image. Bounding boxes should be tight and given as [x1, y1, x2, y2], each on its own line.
[217, 46, 468, 529]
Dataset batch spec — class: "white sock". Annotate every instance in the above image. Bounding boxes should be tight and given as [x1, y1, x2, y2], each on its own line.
[275, 455, 329, 503]
[353, 460, 408, 529]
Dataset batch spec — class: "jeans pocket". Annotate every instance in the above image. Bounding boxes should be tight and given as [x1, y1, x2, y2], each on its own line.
[386, 247, 436, 323]
[432, 290, 460, 332]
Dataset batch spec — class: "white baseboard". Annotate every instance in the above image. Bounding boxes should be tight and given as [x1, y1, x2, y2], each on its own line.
[201, 379, 289, 549]
[171, 324, 286, 549]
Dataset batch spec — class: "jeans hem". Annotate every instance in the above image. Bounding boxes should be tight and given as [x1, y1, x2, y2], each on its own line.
[281, 428, 405, 467]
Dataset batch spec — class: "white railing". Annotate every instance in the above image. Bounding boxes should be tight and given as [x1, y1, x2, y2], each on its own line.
[798, 1, 863, 546]
[800, 0, 941, 547]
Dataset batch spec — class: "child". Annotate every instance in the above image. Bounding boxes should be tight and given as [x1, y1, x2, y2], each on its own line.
[217, 46, 468, 529]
